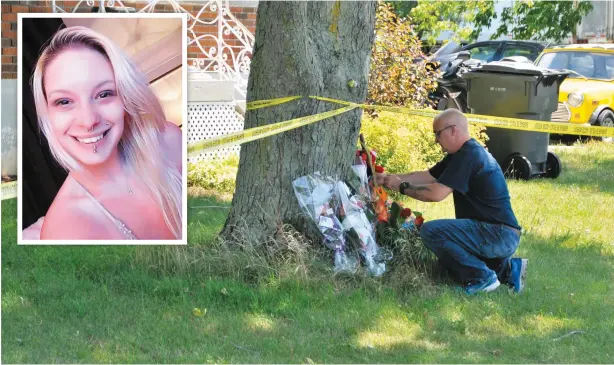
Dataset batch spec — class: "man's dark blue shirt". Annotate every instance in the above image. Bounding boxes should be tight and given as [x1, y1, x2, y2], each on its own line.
[428, 138, 521, 230]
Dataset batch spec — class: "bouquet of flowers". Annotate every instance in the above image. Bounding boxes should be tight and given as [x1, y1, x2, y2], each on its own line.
[387, 201, 425, 231]
[292, 161, 392, 277]
[375, 199, 434, 269]
[354, 146, 431, 268]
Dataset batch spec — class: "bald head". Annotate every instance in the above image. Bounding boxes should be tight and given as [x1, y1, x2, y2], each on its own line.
[434, 109, 469, 134]
[433, 109, 471, 153]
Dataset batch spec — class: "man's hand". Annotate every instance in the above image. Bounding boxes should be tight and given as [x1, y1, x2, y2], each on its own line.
[375, 173, 402, 192]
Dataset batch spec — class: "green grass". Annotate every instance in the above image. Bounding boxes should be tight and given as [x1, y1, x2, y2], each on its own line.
[2, 142, 614, 363]
[187, 193, 232, 244]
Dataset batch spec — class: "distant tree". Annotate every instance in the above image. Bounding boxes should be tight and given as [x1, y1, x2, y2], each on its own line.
[409, 0, 496, 44]
[492, 0, 593, 43]
[409, 0, 592, 44]
[385, 1, 418, 19]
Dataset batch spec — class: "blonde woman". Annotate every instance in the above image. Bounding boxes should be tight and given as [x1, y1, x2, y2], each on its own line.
[30, 26, 182, 240]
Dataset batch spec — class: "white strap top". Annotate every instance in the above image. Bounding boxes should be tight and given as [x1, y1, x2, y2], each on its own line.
[72, 177, 138, 240]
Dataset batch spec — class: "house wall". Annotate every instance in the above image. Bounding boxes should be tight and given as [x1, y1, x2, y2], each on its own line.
[1, 79, 17, 177]
[1, 0, 258, 80]
[576, 0, 614, 43]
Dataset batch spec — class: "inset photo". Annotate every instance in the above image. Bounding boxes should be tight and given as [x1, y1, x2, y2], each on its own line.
[18, 13, 187, 244]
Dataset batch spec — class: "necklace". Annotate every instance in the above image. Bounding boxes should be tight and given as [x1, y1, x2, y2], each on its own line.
[74, 169, 134, 196]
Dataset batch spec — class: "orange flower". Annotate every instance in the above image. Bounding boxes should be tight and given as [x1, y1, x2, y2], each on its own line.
[375, 186, 388, 222]
[415, 216, 425, 226]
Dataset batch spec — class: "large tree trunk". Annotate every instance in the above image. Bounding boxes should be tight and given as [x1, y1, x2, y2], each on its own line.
[221, 1, 377, 244]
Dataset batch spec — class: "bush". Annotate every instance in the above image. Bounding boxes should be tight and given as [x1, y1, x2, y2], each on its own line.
[360, 111, 488, 174]
[187, 154, 239, 194]
[368, 3, 440, 108]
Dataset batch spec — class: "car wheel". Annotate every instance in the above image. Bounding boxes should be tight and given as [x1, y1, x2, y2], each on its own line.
[502, 153, 532, 180]
[596, 110, 614, 143]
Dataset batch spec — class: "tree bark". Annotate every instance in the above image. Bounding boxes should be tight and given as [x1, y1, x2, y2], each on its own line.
[221, 1, 377, 244]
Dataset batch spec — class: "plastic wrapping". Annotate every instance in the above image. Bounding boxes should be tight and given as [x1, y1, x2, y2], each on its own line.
[292, 165, 392, 276]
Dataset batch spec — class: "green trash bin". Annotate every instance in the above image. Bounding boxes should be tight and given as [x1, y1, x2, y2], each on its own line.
[462, 61, 569, 180]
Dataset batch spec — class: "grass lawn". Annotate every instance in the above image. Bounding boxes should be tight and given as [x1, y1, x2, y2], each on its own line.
[2, 142, 614, 363]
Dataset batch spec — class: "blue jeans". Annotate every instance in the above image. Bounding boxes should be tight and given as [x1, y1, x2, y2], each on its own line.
[420, 219, 521, 286]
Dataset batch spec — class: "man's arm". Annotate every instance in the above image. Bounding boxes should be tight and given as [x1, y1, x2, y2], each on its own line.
[376, 172, 453, 202]
[398, 180, 453, 202]
[391, 170, 437, 185]
[375, 170, 435, 187]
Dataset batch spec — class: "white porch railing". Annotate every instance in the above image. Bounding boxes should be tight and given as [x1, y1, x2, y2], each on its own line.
[51, 0, 254, 105]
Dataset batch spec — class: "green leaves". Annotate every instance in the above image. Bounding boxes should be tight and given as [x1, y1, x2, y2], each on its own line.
[407, 0, 592, 44]
[492, 0, 592, 42]
[368, 3, 439, 108]
[409, 0, 496, 44]
[389, 201, 403, 229]
[187, 154, 239, 194]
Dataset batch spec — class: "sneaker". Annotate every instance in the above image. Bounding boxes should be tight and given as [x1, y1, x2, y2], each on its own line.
[508, 258, 528, 293]
[465, 274, 500, 295]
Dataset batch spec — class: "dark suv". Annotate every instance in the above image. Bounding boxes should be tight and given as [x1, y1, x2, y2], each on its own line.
[430, 40, 550, 71]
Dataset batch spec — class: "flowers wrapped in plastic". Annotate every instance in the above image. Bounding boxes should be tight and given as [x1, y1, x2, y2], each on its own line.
[292, 162, 392, 276]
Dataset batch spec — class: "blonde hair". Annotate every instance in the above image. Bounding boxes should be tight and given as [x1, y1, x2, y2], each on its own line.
[31, 26, 182, 239]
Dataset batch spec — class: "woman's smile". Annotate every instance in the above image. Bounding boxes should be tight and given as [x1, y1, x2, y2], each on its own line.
[72, 128, 111, 144]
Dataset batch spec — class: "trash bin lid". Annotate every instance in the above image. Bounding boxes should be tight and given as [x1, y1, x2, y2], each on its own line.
[467, 61, 568, 76]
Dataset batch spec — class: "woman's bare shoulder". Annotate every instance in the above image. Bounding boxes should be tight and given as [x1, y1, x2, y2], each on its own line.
[41, 195, 101, 240]
[162, 121, 183, 169]
[40, 180, 103, 240]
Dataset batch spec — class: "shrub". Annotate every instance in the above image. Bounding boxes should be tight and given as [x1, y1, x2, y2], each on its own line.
[187, 154, 239, 194]
[360, 111, 488, 174]
[368, 3, 440, 108]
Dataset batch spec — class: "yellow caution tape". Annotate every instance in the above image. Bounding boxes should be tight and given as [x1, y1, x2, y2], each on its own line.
[1, 181, 17, 201]
[310, 96, 614, 138]
[188, 104, 358, 156]
[187, 94, 613, 157]
[246, 96, 301, 110]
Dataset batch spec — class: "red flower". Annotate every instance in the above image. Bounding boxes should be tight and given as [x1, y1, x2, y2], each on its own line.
[374, 165, 385, 173]
[400, 208, 412, 218]
[415, 216, 425, 226]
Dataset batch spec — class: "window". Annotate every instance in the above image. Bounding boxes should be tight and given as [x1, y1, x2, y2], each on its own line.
[570, 53, 595, 77]
[537, 52, 569, 70]
[466, 44, 500, 62]
[537, 51, 614, 80]
[501, 44, 540, 61]
[606, 57, 614, 79]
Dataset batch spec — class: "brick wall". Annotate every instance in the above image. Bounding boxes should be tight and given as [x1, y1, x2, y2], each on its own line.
[0, 0, 257, 79]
